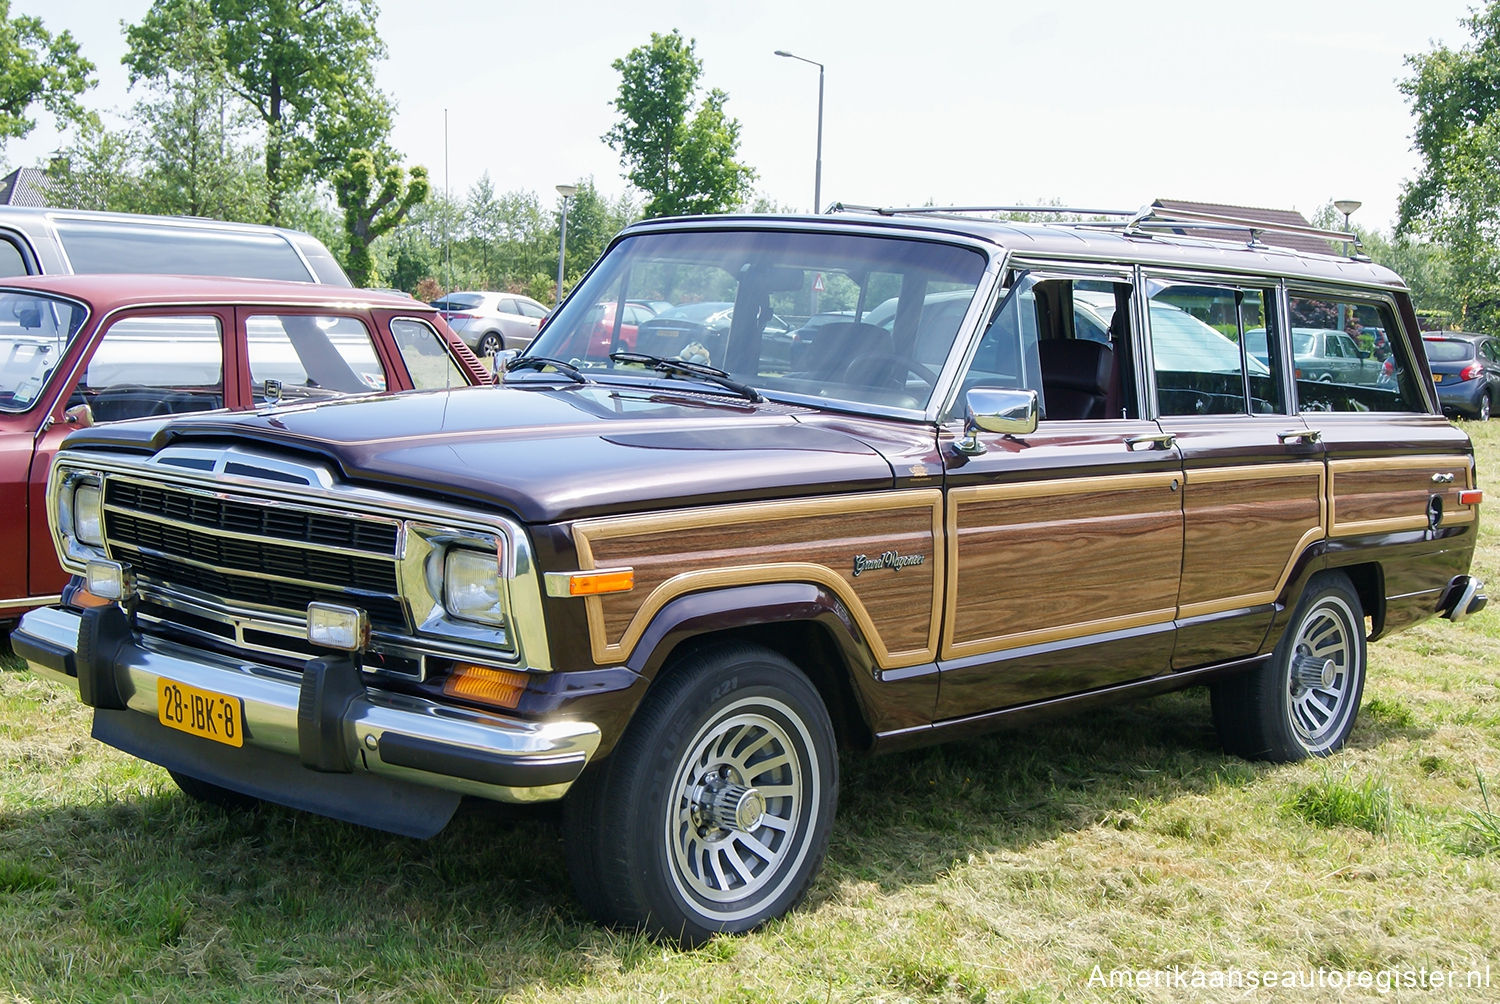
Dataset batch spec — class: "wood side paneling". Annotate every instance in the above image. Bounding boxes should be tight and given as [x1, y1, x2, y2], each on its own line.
[1330, 456, 1476, 537]
[944, 473, 1181, 658]
[573, 491, 943, 667]
[1177, 463, 1324, 618]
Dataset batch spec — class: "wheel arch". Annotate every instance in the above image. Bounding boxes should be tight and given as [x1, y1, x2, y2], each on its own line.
[620, 581, 879, 752]
[1271, 557, 1385, 651]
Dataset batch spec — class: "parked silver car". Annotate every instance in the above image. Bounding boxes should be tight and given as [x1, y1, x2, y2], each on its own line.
[430, 291, 549, 354]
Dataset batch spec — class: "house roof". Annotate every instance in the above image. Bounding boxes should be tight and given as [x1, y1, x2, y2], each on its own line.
[0, 167, 50, 208]
[1151, 198, 1336, 256]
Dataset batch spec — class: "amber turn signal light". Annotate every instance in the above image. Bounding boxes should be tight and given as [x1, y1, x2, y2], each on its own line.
[544, 567, 635, 597]
[1459, 489, 1483, 506]
[442, 663, 529, 709]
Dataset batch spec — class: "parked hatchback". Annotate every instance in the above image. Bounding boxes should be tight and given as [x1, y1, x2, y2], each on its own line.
[430, 291, 549, 355]
[0, 274, 489, 622]
[1424, 332, 1500, 420]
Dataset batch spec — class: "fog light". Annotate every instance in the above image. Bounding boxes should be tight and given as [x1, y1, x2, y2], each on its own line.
[307, 602, 370, 652]
[85, 559, 133, 602]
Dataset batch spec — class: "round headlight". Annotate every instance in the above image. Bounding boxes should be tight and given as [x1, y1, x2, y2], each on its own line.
[444, 547, 504, 626]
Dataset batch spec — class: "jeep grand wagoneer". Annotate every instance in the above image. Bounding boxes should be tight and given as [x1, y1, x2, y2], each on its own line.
[13, 205, 1486, 944]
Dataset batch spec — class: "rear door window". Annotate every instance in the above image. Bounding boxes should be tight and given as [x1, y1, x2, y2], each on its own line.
[246, 313, 388, 402]
[1148, 282, 1283, 415]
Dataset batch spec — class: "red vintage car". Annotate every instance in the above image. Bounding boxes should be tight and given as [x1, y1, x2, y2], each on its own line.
[0, 274, 490, 622]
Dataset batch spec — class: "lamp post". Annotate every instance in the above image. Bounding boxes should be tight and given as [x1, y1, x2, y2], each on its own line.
[1333, 199, 1361, 232]
[774, 49, 824, 214]
[555, 183, 578, 308]
[1333, 200, 1362, 335]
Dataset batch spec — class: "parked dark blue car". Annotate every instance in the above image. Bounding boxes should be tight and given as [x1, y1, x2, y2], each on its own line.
[1424, 332, 1500, 421]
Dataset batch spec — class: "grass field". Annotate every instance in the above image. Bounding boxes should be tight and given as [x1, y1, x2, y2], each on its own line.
[2, 425, 1498, 1002]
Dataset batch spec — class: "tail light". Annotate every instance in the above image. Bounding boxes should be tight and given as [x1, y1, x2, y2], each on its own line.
[445, 312, 477, 320]
[1460, 362, 1483, 381]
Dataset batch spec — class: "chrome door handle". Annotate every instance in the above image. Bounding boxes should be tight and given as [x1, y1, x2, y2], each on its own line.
[1432, 472, 1456, 484]
[1277, 429, 1323, 444]
[1125, 433, 1176, 452]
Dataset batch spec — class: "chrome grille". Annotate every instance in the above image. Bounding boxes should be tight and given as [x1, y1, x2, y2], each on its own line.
[102, 476, 408, 630]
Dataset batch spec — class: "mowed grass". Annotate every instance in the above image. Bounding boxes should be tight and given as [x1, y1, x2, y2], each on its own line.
[2, 427, 1499, 1002]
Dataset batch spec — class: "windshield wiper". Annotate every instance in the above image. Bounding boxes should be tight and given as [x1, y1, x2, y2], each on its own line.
[504, 355, 587, 384]
[608, 351, 763, 403]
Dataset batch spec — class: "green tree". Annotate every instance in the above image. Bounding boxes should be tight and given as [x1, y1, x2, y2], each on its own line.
[555, 177, 636, 280]
[604, 30, 755, 217]
[332, 145, 429, 287]
[1398, 2, 1500, 328]
[125, 0, 385, 225]
[0, 1, 95, 153]
[44, 120, 142, 212]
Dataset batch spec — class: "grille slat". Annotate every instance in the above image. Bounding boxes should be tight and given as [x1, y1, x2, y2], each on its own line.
[102, 479, 406, 630]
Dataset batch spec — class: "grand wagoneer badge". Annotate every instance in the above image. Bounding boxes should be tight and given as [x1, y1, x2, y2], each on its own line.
[853, 549, 926, 576]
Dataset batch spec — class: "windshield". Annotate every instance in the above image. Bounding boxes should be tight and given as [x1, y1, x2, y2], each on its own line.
[0, 291, 88, 413]
[526, 229, 988, 412]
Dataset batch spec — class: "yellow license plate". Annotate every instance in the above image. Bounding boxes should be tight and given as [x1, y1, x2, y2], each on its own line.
[1434, 373, 1445, 383]
[157, 678, 244, 747]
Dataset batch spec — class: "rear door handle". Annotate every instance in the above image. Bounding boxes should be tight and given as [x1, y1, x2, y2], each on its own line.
[1125, 433, 1177, 452]
[1277, 429, 1323, 445]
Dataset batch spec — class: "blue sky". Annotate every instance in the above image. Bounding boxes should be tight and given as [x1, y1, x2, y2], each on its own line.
[8, 0, 1481, 231]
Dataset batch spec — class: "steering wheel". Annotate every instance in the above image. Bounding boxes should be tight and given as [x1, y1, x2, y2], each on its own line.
[841, 353, 937, 391]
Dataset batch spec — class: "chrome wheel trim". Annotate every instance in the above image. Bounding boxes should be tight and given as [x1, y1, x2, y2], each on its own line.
[664, 695, 820, 922]
[1286, 594, 1361, 750]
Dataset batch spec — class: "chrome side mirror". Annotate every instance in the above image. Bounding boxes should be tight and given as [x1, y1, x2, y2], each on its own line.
[954, 388, 1038, 456]
[63, 403, 94, 428]
[493, 348, 520, 378]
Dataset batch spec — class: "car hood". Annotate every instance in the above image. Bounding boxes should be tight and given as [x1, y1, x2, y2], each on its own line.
[63, 382, 899, 522]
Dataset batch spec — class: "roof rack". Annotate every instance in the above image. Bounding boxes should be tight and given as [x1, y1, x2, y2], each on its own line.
[826, 202, 1370, 261]
[827, 203, 1135, 219]
[1121, 205, 1368, 260]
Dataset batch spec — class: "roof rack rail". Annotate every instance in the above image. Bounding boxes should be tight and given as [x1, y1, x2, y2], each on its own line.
[1123, 205, 1368, 260]
[825, 201, 1372, 262]
[827, 203, 1136, 218]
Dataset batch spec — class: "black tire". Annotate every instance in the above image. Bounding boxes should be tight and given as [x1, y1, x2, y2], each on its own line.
[477, 332, 503, 356]
[168, 769, 262, 810]
[1211, 572, 1367, 762]
[563, 642, 837, 945]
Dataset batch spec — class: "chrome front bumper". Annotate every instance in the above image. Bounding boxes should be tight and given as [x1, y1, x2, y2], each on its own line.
[14, 605, 600, 833]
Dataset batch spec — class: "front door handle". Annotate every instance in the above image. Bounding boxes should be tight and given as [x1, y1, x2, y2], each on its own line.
[1125, 433, 1177, 452]
[1277, 429, 1323, 445]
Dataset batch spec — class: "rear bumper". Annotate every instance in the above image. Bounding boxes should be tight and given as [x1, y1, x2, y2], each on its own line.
[1435, 378, 1486, 415]
[13, 605, 600, 834]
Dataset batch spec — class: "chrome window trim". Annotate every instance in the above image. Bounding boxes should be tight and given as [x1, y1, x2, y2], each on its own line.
[48, 447, 555, 673]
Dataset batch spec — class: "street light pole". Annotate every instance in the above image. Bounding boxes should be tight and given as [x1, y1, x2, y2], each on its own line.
[555, 183, 578, 308]
[1332, 200, 1362, 336]
[774, 49, 824, 214]
[1333, 198, 1361, 256]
